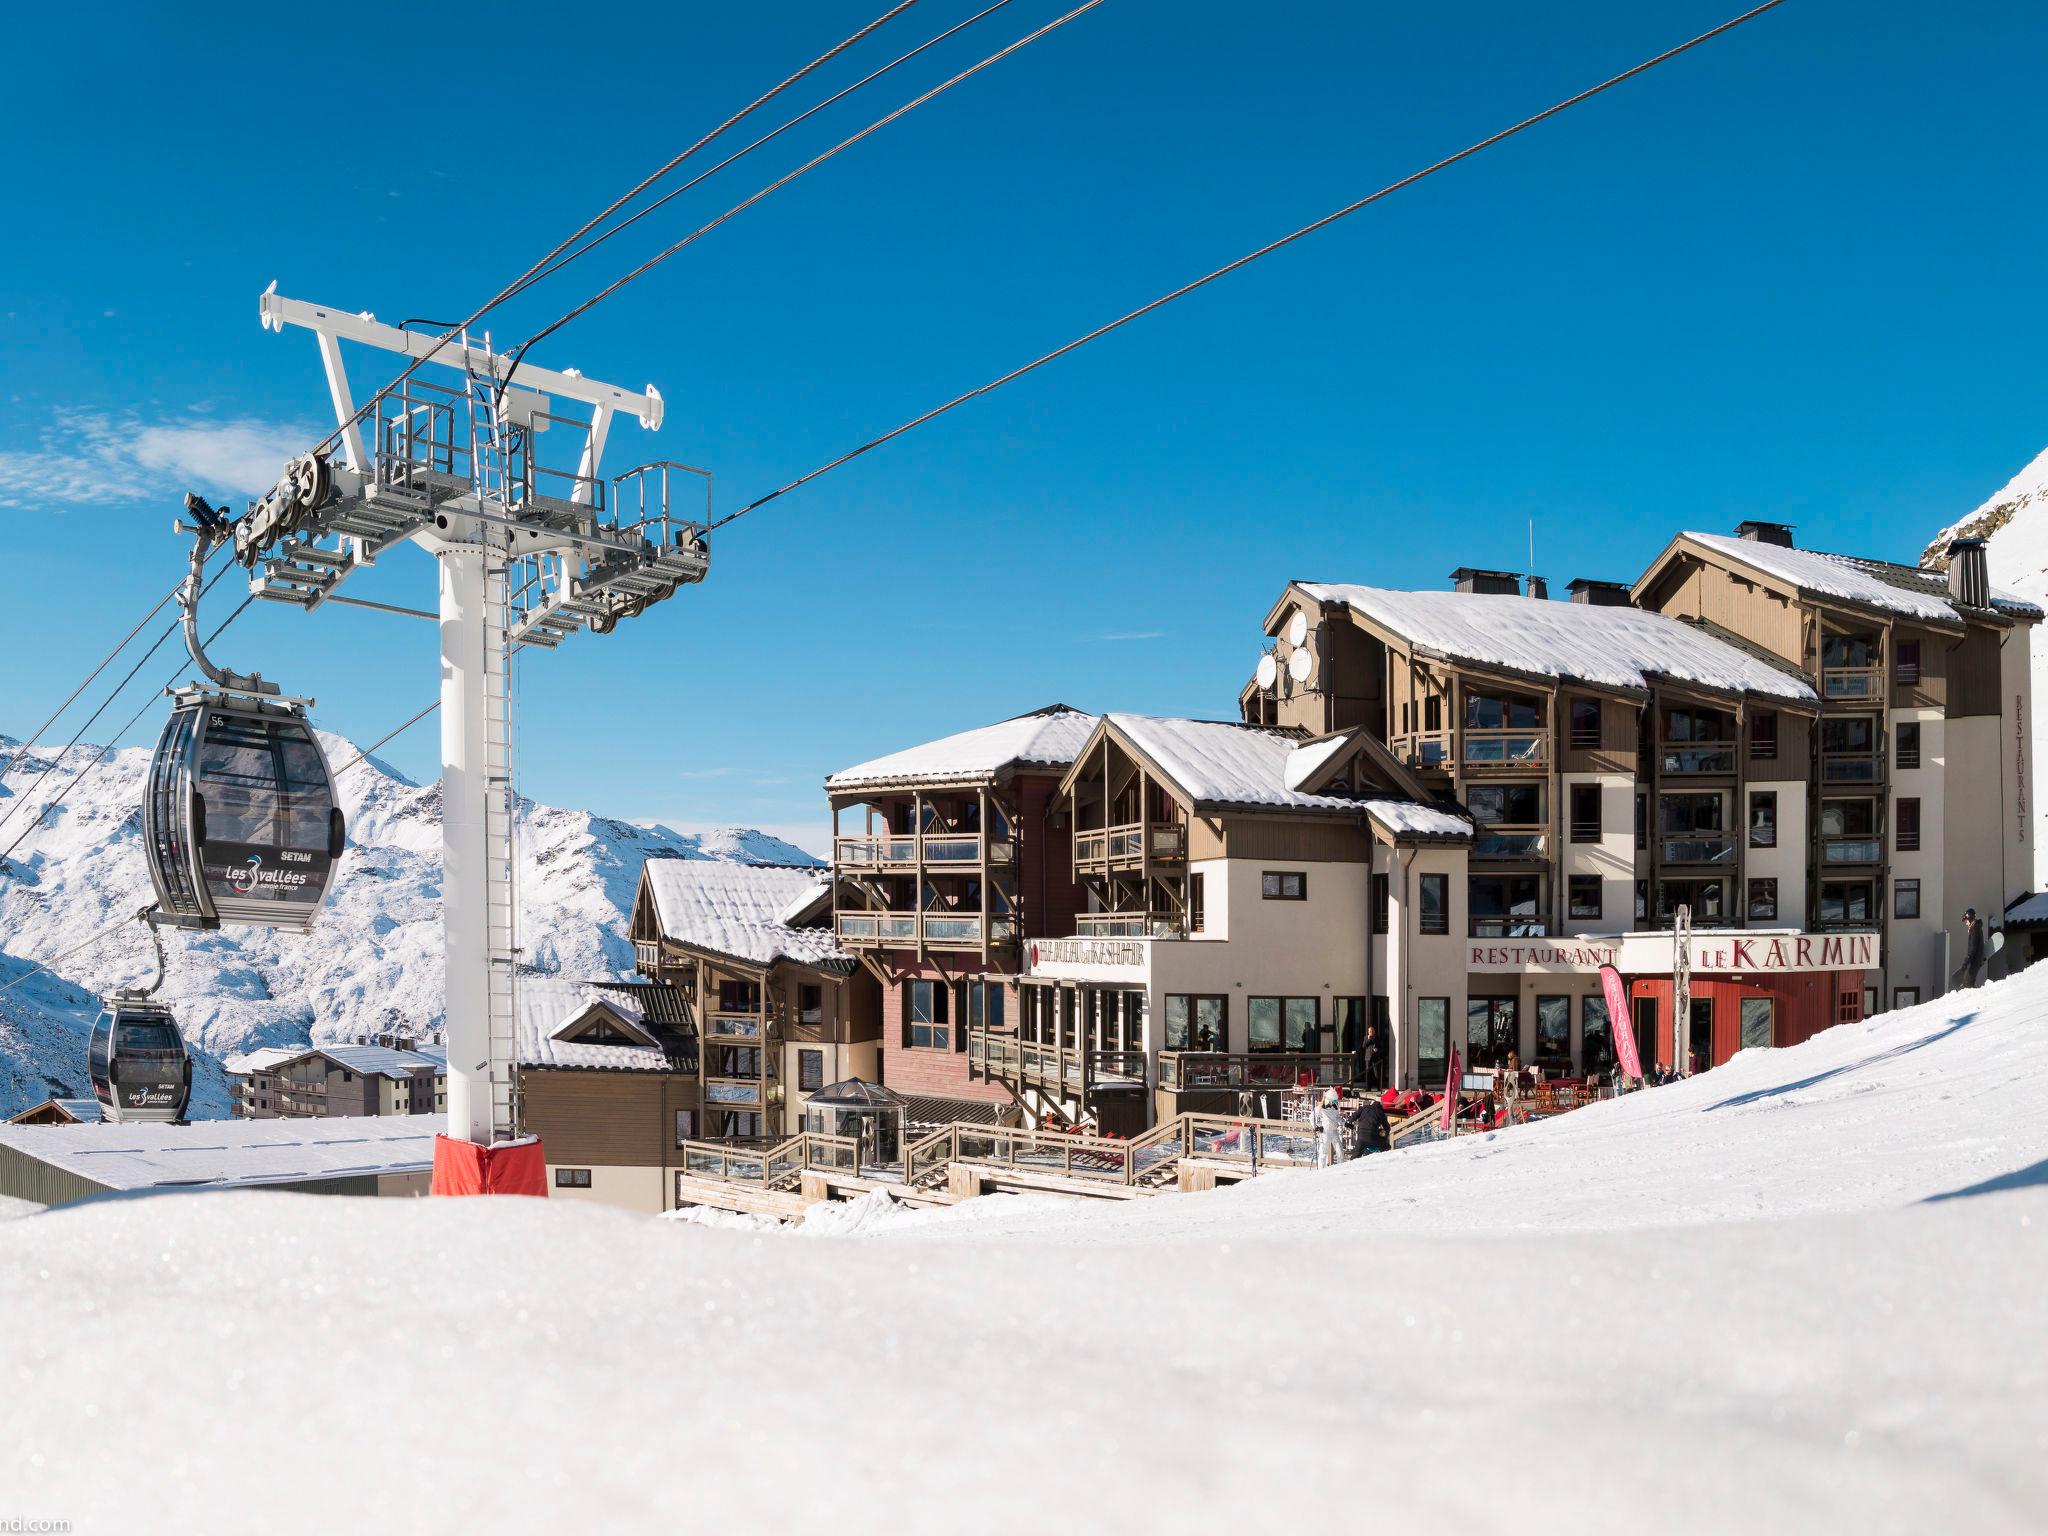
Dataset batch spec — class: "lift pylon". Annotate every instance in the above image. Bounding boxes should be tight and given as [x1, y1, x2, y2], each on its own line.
[237, 286, 711, 1160]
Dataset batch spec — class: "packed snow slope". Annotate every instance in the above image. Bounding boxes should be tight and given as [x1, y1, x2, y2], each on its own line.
[1926, 442, 2048, 880]
[0, 731, 813, 1114]
[3, 969, 2045, 1534]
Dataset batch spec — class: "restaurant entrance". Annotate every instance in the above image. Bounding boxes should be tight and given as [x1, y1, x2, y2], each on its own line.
[1465, 997, 1517, 1069]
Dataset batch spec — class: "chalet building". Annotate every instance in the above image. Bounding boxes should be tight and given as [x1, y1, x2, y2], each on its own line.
[8, 1098, 105, 1126]
[227, 1042, 447, 1120]
[974, 713, 1470, 1131]
[514, 977, 699, 1213]
[627, 858, 878, 1142]
[825, 706, 1094, 1126]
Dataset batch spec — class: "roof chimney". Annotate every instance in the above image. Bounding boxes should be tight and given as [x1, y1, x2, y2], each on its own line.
[1734, 519, 1796, 548]
[1566, 578, 1632, 607]
[1947, 537, 1990, 608]
[1449, 567, 1521, 596]
[1526, 575, 1549, 601]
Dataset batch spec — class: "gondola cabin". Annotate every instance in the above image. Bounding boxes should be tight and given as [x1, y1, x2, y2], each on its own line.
[89, 1002, 193, 1124]
[144, 692, 344, 932]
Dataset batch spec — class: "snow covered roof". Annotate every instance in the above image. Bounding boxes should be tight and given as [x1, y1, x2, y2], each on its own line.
[0, 1116, 435, 1193]
[2004, 892, 2048, 929]
[1103, 715, 1471, 839]
[826, 705, 1096, 791]
[51, 1099, 103, 1123]
[311, 1045, 445, 1080]
[515, 979, 693, 1072]
[1296, 581, 1816, 701]
[222, 1047, 301, 1077]
[1678, 532, 2043, 623]
[546, 987, 660, 1049]
[1282, 733, 1353, 793]
[641, 859, 848, 970]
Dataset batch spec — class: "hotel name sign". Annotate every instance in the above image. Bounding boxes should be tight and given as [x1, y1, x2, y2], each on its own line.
[1470, 931, 1880, 976]
[1027, 938, 1147, 972]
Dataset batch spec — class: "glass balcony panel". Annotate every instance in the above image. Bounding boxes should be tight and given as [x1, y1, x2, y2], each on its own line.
[1470, 916, 1552, 938]
[1823, 757, 1879, 784]
[1473, 831, 1546, 859]
[1464, 730, 1548, 765]
[1662, 835, 1735, 864]
[1662, 747, 1736, 773]
[922, 836, 980, 863]
[922, 916, 982, 943]
[706, 1015, 759, 1038]
[1822, 838, 1882, 864]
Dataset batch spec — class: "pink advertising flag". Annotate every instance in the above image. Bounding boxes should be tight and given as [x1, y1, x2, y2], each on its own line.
[1600, 964, 1643, 1080]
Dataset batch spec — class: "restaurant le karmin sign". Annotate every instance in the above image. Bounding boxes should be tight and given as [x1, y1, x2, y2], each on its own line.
[1471, 931, 1880, 976]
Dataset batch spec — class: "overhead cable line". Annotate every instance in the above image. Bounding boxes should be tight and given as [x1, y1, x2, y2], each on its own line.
[707, 0, 1788, 531]
[0, 592, 254, 868]
[0, 912, 148, 1000]
[301, 0, 923, 466]
[510, 0, 1107, 368]
[504, 0, 1022, 311]
[334, 700, 442, 776]
[0, 578, 183, 781]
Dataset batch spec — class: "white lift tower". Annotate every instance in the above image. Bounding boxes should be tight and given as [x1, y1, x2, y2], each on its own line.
[237, 286, 711, 1158]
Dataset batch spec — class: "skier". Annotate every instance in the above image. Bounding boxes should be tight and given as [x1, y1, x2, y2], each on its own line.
[1316, 1087, 1347, 1168]
[1353, 1095, 1392, 1156]
[1952, 908, 1988, 991]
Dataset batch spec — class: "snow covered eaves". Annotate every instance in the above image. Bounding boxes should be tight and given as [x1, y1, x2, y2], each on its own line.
[222, 1047, 302, 1077]
[640, 859, 849, 972]
[1293, 582, 1817, 703]
[825, 705, 1097, 794]
[515, 979, 687, 1073]
[1651, 532, 2041, 627]
[548, 990, 661, 1050]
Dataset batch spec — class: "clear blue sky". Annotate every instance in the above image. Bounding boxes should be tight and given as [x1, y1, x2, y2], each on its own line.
[3, 1, 2043, 855]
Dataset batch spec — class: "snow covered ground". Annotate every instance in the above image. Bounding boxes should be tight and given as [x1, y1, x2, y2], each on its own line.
[0, 730, 815, 1116]
[2, 966, 2043, 1533]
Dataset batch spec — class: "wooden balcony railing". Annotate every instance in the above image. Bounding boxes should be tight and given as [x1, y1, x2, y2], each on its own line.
[1392, 730, 1452, 769]
[633, 939, 662, 973]
[1155, 1051, 1358, 1091]
[1073, 823, 1189, 867]
[1822, 666, 1884, 701]
[833, 833, 1014, 870]
[1074, 912, 1179, 938]
[1463, 728, 1548, 767]
[904, 1114, 1322, 1189]
[833, 912, 1018, 949]
[968, 1028, 1147, 1096]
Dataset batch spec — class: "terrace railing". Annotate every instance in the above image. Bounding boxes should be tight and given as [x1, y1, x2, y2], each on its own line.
[1463, 728, 1548, 767]
[1074, 823, 1189, 866]
[833, 833, 1014, 870]
[1155, 1051, 1358, 1091]
[1822, 666, 1884, 701]
[967, 1029, 1148, 1095]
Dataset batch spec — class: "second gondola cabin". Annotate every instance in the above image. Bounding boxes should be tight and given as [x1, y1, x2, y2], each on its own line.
[88, 1001, 192, 1124]
[144, 690, 344, 932]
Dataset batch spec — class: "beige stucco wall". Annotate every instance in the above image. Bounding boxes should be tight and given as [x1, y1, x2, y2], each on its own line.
[1888, 709, 1945, 1003]
[1560, 772, 1633, 934]
[1745, 776, 1808, 927]
[544, 1162, 666, 1215]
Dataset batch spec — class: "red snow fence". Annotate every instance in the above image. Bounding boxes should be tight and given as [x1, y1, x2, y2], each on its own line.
[431, 1135, 548, 1197]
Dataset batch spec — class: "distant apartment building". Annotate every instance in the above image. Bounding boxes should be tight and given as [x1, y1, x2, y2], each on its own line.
[228, 1042, 448, 1120]
[825, 706, 1093, 1126]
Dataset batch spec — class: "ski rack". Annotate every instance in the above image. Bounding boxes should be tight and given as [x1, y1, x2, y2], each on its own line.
[243, 287, 710, 647]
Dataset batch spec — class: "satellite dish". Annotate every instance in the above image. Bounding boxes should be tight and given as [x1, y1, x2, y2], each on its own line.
[1255, 654, 1278, 690]
[1287, 612, 1309, 647]
[1288, 646, 1314, 684]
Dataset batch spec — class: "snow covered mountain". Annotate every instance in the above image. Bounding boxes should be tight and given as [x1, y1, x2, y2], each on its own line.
[0, 731, 815, 1116]
[1925, 444, 2048, 881]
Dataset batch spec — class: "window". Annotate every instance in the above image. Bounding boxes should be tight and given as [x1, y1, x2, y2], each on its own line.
[1747, 878, 1778, 921]
[1837, 992, 1862, 1025]
[797, 1049, 824, 1093]
[1749, 711, 1778, 761]
[1469, 874, 1545, 936]
[1261, 870, 1307, 901]
[1165, 995, 1227, 1052]
[1580, 996, 1615, 1078]
[554, 1168, 592, 1189]
[1466, 691, 1542, 730]
[1334, 997, 1367, 1054]
[1893, 987, 1921, 1010]
[1535, 996, 1570, 1063]
[1569, 783, 1601, 842]
[1248, 997, 1319, 1051]
[674, 1110, 696, 1145]
[963, 979, 1004, 1034]
[1634, 879, 1648, 921]
[1469, 784, 1543, 825]
[341, 1071, 353, 1083]
[1417, 998, 1450, 1086]
[1894, 878, 1920, 919]
[1465, 997, 1518, 1069]
[1371, 873, 1388, 934]
[713, 1111, 762, 1139]
[1659, 705, 1736, 772]
[904, 979, 950, 1050]
[1896, 721, 1921, 770]
[1424, 693, 1443, 733]
[713, 1045, 761, 1078]
[1748, 791, 1777, 849]
[1895, 797, 1921, 853]
[1418, 874, 1448, 935]
[1739, 997, 1773, 1051]
[717, 978, 761, 1014]
[1895, 639, 1921, 686]
[1569, 875, 1602, 920]
[1632, 996, 1659, 1075]
[1864, 985, 1879, 1019]
[797, 984, 822, 1025]
[1823, 632, 1877, 669]
[1818, 880, 1874, 926]
[1570, 698, 1602, 750]
[1188, 872, 1205, 933]
[1657, 878, 1725, 923]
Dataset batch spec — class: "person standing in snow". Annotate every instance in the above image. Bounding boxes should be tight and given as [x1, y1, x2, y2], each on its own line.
[1316, 1088, 1346, 1168]
[1952, 908, 1988, 990]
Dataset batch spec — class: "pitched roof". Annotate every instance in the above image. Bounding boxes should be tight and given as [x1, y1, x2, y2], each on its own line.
[514, 979, 695, 1072]
[1676, 532, 2043, 623]
[222, 1047, 302, 1076]
[1102, 715, 1471, 839]
[1295, 581, 1816, 702]
[641, 859, 848, 970]
[826, 705, 1096, 790]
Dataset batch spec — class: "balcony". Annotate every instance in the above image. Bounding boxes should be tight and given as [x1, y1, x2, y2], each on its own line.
[1393, 731, 1451, 769]
[1156, 1052, 1358, 1092]
[1075, 912, 1180, 938]
[967, 1029, 1147, 1097]
[705, 1014, 761, 1039]
[1822, 666, 1884, 701]
[1469, 916, 1553, 938]
[1073, 823, 1188, 869]
[1463, 728, 1548, 768]
[704, 1078, 762, 1106]
[833, 833, 1012, 870]
[1822, 836, 1882, 865]
[633, 938, 662, 973]
[1661, 745, 1736, 774]
[1822, 754, 1880, 784]
[1661, 834, 1735, 864]
[1472, 830, 1546, 860]
[833, 912, 1017, 950]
